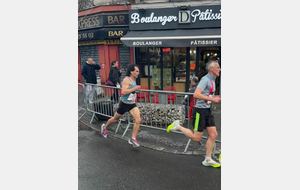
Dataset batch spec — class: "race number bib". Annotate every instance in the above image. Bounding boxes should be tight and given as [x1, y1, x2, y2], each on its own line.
[207, 94, 213, 105]
[127, 93, 136, 102]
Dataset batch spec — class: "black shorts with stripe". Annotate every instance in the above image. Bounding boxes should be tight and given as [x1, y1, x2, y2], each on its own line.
[192, 108, 216, 132]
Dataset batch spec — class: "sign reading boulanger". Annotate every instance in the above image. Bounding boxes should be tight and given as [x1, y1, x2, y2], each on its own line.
[129, 5, 221, 30]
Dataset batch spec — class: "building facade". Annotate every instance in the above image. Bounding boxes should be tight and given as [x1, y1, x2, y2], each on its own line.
[78, 0, 221, 94]
[78, 2, 133, 84]
[121, 2, 221, 93]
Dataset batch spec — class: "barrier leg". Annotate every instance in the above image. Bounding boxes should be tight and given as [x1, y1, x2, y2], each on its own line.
[212, 143, 217, 158]
[122, 114, 131, 138]
[115, 120, 122, 133]
[121, 123, 131, 138]
[90, 113, 95, 124]
[78, 109, 86, 121]
[184, 139, 191, 153]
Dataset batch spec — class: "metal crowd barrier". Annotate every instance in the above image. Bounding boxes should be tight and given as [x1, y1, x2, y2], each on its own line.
[79, 83, 221, 156]
[78, 83, 86, 121]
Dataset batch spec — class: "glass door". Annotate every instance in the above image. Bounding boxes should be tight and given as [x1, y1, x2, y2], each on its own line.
[172, 47, 187, 92]
[149, 47, 161, 90]
[162, 48, 172, 90]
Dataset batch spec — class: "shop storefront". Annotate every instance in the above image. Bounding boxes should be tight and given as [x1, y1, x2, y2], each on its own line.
[121, 5, 221, 94]
[78, 9, 133, 84]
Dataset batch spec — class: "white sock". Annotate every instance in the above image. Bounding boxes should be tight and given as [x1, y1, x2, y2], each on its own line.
[175, 121, 180, 130]
[205, 157, 211, 161]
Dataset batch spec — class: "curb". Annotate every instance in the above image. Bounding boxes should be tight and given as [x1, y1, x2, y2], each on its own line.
[79, 120, 220, 157]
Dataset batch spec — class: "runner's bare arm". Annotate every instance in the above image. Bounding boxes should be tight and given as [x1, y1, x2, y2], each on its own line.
[121, 78, 138, 95]
[194, 88, 212, 101]
[194, 88, 221, 103]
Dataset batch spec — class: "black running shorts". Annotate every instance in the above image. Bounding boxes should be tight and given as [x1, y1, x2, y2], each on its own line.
[117, 101, 137, 115]
[192, 108, 216, 132]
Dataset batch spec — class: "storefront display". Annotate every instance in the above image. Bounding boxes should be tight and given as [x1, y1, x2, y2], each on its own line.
[121, 5, 221, 93]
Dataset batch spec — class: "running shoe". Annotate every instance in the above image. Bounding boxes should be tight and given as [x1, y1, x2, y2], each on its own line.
[167, 120, 180, 133]
[128, 138, 140, 147]
[101, 124, 107, 138]
[202, 158, 221, 168]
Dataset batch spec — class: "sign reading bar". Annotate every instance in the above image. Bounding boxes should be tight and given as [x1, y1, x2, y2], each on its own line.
[129, 5, 221, 30]
[103, 14, 129, 26]
[78, 28, 129, 41]
[78, 13, 129, 30]
[78, 40, 123, 46]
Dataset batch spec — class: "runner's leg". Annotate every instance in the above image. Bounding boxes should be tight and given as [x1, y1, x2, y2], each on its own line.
[205, 126, 218, 158]
[104, 112, 123, 130]
[179, 127, 203, 142]
[129, 107, 141, 139]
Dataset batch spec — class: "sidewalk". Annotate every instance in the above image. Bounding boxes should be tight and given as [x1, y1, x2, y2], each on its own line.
[79, 105, 221, 158]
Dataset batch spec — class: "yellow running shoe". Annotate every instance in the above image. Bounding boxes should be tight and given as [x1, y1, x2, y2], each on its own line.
[167, 120, 180, 133]
[202, 158, 221, 168]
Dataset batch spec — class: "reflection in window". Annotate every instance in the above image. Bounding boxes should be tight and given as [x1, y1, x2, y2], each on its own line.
[162, 48, 172, 90]
[190, 47, 196, 78]
[136, 47, 162, 90]
[149, 48, 161, 90]
[137, 47, 147, 79]
[173, 47, 186, 82]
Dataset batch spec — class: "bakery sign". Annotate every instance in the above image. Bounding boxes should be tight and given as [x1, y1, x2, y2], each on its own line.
[129, 5, 221, 30]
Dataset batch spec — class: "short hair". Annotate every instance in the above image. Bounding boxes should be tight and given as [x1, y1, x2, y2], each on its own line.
[191, 76, 199, 83]
[126, 64, 139, 76]
[206, 60, 218, 71]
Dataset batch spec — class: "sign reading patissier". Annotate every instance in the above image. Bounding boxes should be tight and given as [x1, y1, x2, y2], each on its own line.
[129, 5, 221, 30]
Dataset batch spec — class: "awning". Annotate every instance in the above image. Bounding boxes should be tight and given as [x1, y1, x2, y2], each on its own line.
[120, 28, 221, 47]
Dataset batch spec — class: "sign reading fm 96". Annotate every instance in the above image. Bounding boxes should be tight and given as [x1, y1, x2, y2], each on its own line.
[78, 33, 94, 40]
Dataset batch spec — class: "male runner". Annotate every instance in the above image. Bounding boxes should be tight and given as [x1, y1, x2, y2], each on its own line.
[167, 60, 221, 167]
[100, 64, 141, 147]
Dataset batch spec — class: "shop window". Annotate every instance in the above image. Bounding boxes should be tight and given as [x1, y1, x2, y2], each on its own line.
[173, 47, 186, 82]
[149, 47, 161, 90]
[136, 47, 161, 90]
[173, 47, 186, 92]
[162, 48, 172, 90]
[189, 47, 197, 88]
[136, 47, 147, 78]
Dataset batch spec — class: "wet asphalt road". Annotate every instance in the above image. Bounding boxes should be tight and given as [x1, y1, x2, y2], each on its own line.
[79, 131, 221, 190]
